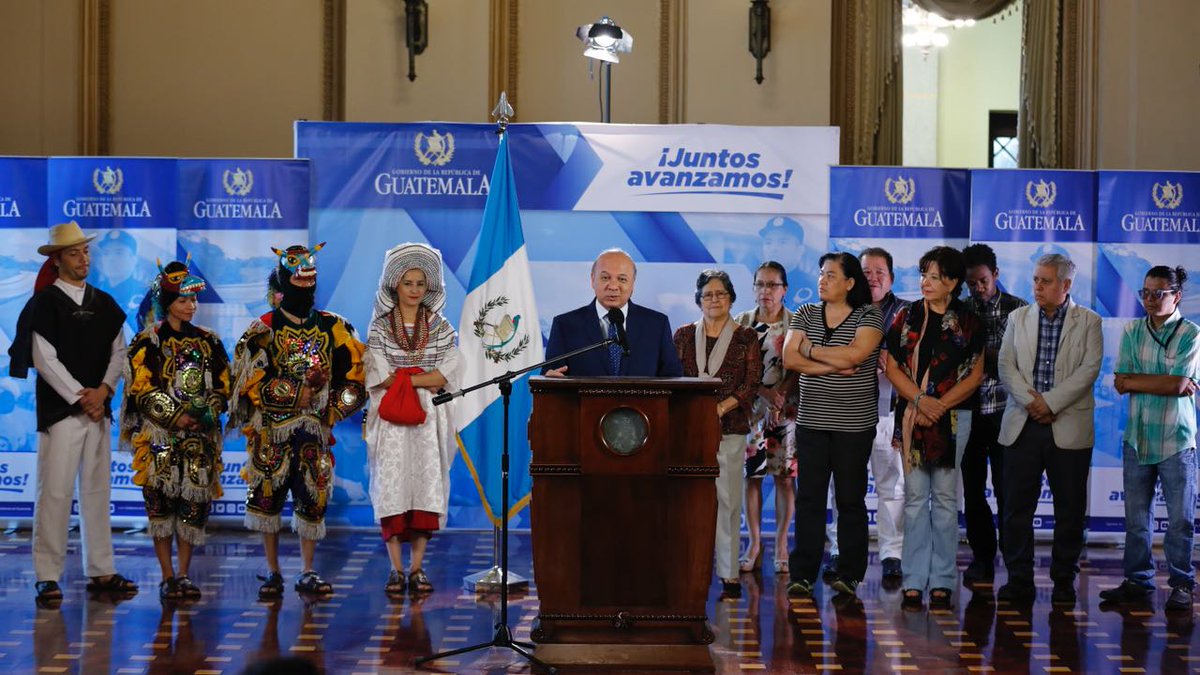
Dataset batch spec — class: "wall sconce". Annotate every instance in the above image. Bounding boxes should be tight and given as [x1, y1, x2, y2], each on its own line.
[404, 0, 428, 82]
[749, 0, 771, 84]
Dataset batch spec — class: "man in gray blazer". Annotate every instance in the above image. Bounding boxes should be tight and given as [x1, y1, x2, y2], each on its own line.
[996, 253, 1102, 605]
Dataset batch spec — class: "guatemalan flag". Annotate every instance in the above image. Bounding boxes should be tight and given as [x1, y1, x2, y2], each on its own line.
[456, 131, 543, 525]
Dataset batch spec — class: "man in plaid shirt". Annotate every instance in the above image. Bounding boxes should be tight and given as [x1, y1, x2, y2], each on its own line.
[960, 244, 1027, 585]
[996, 253, 1101, 605]
[1100, 265, 1200, 612]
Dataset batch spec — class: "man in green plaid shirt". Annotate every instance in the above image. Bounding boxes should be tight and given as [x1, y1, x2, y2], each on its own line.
[1101, 265, 1200, 613]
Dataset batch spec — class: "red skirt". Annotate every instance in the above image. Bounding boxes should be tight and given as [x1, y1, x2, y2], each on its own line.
[380, 510, 440, 542]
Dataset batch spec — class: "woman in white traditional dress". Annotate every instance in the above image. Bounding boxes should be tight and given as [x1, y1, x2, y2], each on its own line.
[364, 243, 461, 597]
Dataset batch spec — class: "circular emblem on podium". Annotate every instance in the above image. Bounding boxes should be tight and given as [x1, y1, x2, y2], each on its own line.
[599, 406, 649, 456]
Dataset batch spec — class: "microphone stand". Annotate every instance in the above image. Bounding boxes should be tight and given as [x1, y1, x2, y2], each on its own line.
[415, 334, 621, 674]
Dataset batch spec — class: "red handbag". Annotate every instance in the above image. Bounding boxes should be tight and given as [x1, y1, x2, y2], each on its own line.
[378, 367, 427, 425]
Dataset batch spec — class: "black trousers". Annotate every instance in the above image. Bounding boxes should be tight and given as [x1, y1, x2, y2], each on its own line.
[961, 410, 1006, 564]
[790, 425, 875, 584]
[1001, 420, 1093, 586]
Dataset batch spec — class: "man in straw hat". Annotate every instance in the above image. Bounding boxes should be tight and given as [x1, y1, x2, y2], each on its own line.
[24, 221, 138, 603]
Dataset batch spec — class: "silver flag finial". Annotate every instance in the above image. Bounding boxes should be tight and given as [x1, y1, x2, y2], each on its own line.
[492, 92, 514, 131]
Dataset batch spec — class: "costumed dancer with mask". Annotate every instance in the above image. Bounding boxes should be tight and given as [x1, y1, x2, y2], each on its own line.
[120, 259, 230, 601]
[228, 243, 367, 599]
[364, 243, 461, 597]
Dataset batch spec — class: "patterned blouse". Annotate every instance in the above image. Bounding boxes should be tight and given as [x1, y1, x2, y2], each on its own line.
[673, 322, 763, 436]
[886, 298, 985, 469]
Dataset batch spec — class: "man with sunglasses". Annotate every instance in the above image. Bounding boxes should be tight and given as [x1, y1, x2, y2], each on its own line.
[1101, 265, 1200, 612]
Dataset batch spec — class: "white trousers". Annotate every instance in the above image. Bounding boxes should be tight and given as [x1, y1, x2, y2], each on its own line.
[714, 434, 746, 580]
[827, 415, 903, 559]
[33, 414, 116, 581]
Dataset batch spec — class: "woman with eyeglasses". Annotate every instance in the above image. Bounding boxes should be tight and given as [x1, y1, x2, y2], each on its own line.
[884, 246, 985, 609]
[674, 270, 762, 599]
[735, 262, 799, 575]
[782, 252, 884, 599]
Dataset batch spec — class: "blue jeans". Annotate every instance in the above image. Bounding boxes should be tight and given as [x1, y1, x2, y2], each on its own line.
[901, 410, 968, 591]
[1122, 444, 1196, 590]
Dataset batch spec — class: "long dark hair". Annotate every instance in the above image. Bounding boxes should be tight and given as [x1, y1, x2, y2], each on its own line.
[817, 252, 871, 308]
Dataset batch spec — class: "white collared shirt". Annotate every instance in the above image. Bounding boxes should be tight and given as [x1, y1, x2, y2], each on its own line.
[594, 299, 628, 339]
[31, 279, 127, 404]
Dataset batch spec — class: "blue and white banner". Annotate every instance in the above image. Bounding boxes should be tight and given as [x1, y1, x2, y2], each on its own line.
[828, 166, 971, 521]
[970, 169, 1097, 533]
[0, 158, 47, 512]
[831, 167, 970, 299]
[1092, 170, 1200, 533]
[970, 168, 1096, 308]
[297, 122, 840, 528]
[0, 157, 310, 523]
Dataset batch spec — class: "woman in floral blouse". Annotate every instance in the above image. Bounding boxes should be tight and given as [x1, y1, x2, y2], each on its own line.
[674, 269, 762, 599]
[735, 262, 798, 575]
[884, 246, 984, 609]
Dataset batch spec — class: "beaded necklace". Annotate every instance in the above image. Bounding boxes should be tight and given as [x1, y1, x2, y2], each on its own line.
[391, 303, 431, 355]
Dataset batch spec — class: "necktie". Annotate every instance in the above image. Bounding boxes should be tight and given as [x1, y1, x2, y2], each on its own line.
[607, 318, 622, 375]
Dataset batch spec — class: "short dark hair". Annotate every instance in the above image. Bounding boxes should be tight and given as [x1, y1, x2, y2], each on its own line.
[755, 261, 788, 287]
[817, 252, 871, 308]
[919, 246, 967, 296]
[962, 243, 998, 272]
[694, 269, 736, 307]
[859, 247, 894, 280]
[1146, 265, 1189, 290]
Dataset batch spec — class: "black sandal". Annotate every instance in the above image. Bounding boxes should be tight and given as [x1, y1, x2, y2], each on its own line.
[295, 570, 333, 595]
[385, 569, 406, 596]
[87, 573, 139, 594]
[159, 577, 182, 600]
[35, 580, 63, 601]
[901, 589, 923, 608]
[929, 587, 953, 608]
[257, 571, 284, 599]
[408, 568, 433, 594]
[176, 576, 202, 599]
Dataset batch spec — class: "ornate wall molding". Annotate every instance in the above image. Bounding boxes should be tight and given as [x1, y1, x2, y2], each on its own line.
[489, 0, 519, 116]
[80, 0, 110, 155]
[1071, 0, 1098, 169]
[657, 0, 685, 123]
[322, 0, 346, 121]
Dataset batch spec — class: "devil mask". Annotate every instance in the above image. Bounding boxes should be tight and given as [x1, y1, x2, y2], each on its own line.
[269, 242, 325, 318]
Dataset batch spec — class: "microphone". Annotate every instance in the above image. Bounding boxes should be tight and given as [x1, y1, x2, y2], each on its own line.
[607, 308, 631, 356]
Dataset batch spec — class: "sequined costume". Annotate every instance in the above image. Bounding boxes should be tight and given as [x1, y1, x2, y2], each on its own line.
[121, 322, 230, 544]
[228, 244, 367, 540]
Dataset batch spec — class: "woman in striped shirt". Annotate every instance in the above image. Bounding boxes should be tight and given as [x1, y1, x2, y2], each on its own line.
[782, 252, 884, 599]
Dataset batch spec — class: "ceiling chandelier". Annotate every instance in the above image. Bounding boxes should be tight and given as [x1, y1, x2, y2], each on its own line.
[901, 2, 974, 57]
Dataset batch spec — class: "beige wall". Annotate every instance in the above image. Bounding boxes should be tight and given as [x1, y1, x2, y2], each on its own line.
[345, 0, 490, 123]
[3, 1, 1198, 167]
[517, 1, 662, 124]
[108, 0, 325, 157]
[1096, 0, 1200, 170]
[934, 11, 1021, 168]
[683, 0, 830, 125]
[0, 0, 82, 155]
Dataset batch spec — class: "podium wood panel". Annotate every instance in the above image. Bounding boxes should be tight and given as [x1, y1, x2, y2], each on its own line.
[528, 376, 721, 670]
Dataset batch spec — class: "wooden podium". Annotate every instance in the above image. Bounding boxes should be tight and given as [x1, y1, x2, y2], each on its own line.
[527, 376, 721, 672]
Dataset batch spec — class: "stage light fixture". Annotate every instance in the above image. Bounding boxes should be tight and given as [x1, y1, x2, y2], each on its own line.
[576, 16, 634, 123]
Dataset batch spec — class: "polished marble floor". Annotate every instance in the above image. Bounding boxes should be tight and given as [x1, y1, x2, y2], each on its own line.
[0, 528, 1197, 674]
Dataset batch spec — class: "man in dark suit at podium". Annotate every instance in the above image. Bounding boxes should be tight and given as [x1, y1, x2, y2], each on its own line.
[544, 249, 683, 377]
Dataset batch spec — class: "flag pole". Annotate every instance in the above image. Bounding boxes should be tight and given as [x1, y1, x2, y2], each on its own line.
[416, 93, 556, 675]
[458, 89, 530, 595]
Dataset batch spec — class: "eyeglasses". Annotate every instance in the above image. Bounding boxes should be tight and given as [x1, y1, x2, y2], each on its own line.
[700, 291, 730, 301]
[752, 282, 785, 290]
[1138, 288, 1178, 300]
